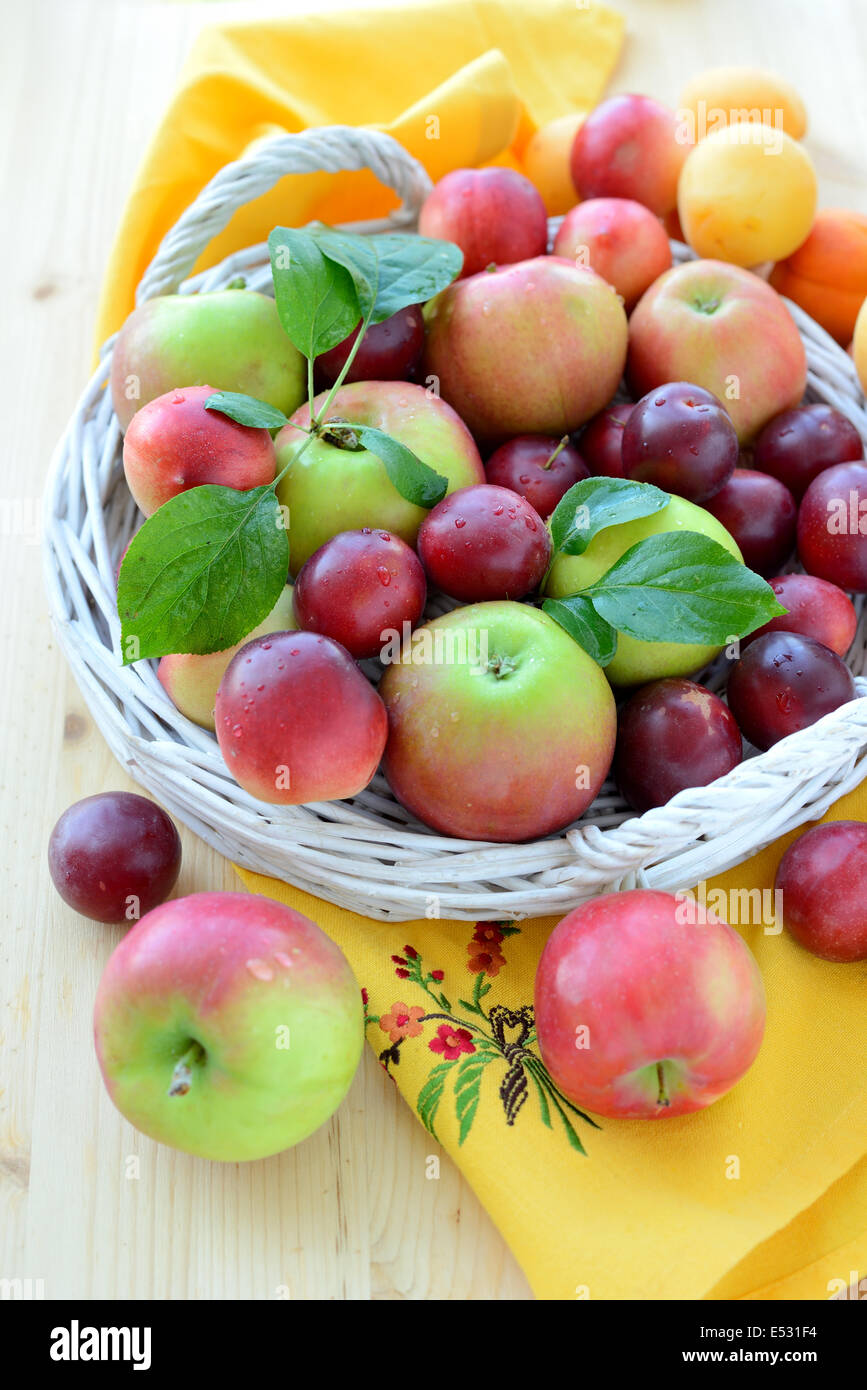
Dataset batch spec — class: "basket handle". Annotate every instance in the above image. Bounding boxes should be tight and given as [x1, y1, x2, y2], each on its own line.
[135, 126, 434, 305]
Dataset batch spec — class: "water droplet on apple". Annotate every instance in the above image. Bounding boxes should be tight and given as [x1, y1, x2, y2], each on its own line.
[377, 566, 391, 586]
[454, 517, 466, 529]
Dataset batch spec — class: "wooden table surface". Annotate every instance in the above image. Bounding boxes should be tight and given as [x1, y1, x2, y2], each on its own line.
[3, 0, 865, 1302]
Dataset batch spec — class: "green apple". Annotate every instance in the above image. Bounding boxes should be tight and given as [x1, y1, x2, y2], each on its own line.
[94, 891, 364, 1161]
[110, 289, 307, 433]
[380, 601, 616, 842]
[274, 380, 485, 575]
[545, 495, 743, 685]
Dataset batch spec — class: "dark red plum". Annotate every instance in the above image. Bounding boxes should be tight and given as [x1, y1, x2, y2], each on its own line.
[797, 461, 867, 592]
[775, 821, 867, 961]
[293, 528, 427, 660]
[578, 403, 633, 478]
[703, 468, 797, 575]
[49, 792, 181, 923]
[614, 679, 742, 812]
[484, 435, 589, 517]
[753, 403, 863, 500]
[417, 484, 551, 602]
[621, 382, 738, 503]
[315, 305, 425, 387]
[726, 632, 856, 750]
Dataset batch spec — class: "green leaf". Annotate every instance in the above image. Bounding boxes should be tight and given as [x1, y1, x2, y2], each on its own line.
[585, 532, 787, 645]
[268, 227, 361, 357]
[365, 233, 464, 320]
[542, 595, 618, 667]
[204, 391, 289, 431]
[549, 477, 670, 558]
[341, 423, 448, 508]
[312, 226, 463, 323]
[118, 484, 288, 663]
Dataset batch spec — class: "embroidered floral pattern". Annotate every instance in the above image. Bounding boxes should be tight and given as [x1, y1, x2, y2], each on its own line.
[379, 1001, 426, 1043]
[466, 939, 506, 977]
[363, 922, 598, 1153]
[429, 1024, 476, 1060]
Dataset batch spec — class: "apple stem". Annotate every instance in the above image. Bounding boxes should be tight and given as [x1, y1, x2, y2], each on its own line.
[656, 1061, 670, 1108]
[542, 435, 570, 470]
[486, 653, 517, 680]
[169, 1042, 205, 1098]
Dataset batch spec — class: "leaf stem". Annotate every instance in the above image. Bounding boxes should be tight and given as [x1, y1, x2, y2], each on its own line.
[311, 305, 374, 429]
[271, 423, 320, 491]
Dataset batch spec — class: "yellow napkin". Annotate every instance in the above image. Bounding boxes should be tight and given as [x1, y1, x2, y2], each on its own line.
[95, 0, 624, 347]
[238, 790, 867, 1302]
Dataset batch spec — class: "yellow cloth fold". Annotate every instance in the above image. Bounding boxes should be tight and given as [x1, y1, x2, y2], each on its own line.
[95, 0, 624, 347]
[97, 0, 866, 1300]
[238, 792, 867, 1302]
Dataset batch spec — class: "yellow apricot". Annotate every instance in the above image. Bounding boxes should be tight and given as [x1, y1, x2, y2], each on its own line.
[521, 112, 585, 216]
[678, 66, 807, 142]
[677, 123, 817, 265]
[853, 297, 867, 397]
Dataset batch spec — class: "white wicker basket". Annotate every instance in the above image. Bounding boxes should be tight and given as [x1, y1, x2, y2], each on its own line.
[43, 127, 867, 922]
